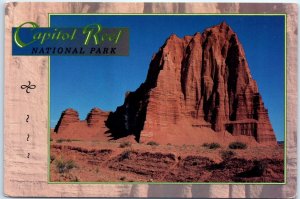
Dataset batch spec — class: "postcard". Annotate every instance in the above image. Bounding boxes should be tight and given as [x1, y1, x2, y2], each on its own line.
[4, 2, 298, 198]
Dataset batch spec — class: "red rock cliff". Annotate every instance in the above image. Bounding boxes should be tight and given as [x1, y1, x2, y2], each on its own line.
[106, 22, 277, 144]
[54, 108, 80, 133]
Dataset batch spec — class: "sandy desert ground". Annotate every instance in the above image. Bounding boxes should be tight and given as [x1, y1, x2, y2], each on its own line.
[50, 136, 284, 183]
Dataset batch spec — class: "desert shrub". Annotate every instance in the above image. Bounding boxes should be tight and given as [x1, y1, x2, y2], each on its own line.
[50, 155, 55, 163]
[119, 141, 132, 148]
[229, 142, 247, 149]
[147, 141, 159, 146]
[56, 139, 62, 143]
[119, 150, 135, 161]
[120, 176, 126, 181]
[56, 138, 72, 143]
[220, 150, 236, 160]
[202, 142, 221, 149]
[202, 143, 209, 148]
[71, 176, 80, 182]
[55, 158, 76, 173]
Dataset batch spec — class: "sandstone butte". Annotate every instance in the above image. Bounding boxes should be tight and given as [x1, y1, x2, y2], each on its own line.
[53, 22, 277, 145]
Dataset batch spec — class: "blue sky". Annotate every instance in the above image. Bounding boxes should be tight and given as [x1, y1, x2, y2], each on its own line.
[50, 15, 285, 141]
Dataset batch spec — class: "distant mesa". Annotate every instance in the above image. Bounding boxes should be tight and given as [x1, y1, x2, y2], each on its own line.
[54, 108, 79, 133]
[86, 107, 109, 127]
[53, 108, 110, 141]
[53, 22, 277, 145]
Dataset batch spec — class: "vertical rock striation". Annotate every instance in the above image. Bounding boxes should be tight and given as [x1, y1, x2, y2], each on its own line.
[106, 22, 277, 144]
[86, 107, 109, 128]
[54, 108, 80, 133]
[53, 108, 111, 141]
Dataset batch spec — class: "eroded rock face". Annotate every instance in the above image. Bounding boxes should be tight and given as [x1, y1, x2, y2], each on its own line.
[53, 108, 111, 141]
[54, 108, 80, 133]
[86, 108, 109, 127]
[106, 22, 277, 144]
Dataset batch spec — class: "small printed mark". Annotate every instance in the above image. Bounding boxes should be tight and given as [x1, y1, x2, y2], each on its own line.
[21, 81, 36, 93]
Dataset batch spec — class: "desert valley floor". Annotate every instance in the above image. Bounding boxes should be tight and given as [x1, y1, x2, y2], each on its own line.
[50, 137, 284, 183]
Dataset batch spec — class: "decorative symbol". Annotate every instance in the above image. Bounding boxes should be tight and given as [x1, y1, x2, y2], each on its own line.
[26, 115, 29, 123]
[27, 134, 30, 141]
[27, 153, 30, 158]
[21, 81, 36, 93]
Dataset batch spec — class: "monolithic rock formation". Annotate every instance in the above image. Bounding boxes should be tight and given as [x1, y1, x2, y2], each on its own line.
[53, 22, 277, 145]
[54, 108, 80, 133]
[86, 108, 109, 127]
[53, 108, 110, 141]
[106, 22, 277, 144]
